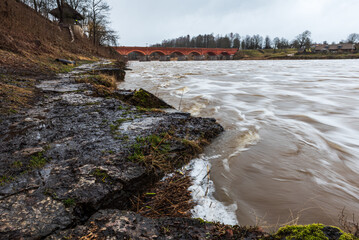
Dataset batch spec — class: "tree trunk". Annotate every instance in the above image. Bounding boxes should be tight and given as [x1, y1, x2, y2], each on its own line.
[56, 0, 64, 23]
[33, 0, 38, 12]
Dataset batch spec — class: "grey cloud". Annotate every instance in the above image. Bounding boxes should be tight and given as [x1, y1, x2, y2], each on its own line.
[108, 0, 359, 46]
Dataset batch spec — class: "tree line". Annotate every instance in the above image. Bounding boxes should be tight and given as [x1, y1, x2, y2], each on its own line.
[152, 31, 359, 50]
[18, 0, 117, 46]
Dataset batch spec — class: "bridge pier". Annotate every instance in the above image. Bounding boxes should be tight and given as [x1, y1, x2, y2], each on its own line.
[177, 56, 187, 61]
[207, 55, 218, 60]
[139, 55, 150, 62]
[159, 55, 170, 61]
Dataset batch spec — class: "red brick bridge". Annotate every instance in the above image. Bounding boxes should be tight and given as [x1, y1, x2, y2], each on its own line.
[113, 46, 238, 60]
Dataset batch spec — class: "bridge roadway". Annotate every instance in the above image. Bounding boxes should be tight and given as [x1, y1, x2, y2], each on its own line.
[113, 46, 238, 60]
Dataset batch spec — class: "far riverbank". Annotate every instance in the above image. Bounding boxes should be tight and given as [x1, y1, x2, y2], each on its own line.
[234, 48, 359, 60]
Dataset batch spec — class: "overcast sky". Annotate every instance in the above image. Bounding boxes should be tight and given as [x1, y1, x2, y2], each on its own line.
[106, 0, 359, 46]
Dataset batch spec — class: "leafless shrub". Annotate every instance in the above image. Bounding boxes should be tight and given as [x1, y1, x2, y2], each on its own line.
[338, 207, 359, 237]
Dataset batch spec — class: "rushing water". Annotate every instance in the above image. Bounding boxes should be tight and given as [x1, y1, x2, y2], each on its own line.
[119, 59, 359, 227]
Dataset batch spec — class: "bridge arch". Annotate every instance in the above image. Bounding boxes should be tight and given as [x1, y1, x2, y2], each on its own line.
[169, 51, 185, 56]
[206, 52, 217, 56]
[188, 51, 202, 60]
[126, 50, 146, 56]
[219, 52, 231, 60]
[188, 51, 201, 56]
[149, 50, 166, 56]
[127, 51, 146, 61]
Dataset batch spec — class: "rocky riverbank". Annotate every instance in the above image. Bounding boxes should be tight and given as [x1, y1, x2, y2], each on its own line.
[0, 61, 231, 239]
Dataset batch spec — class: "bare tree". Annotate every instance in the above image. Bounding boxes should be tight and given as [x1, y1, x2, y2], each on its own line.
[347, 33, 359, 44]
[273, 37, 280, 49]
[252, 34, 263, 49]
[86, 0, 118, 46]
[264, 36, 272, 49]
[67, 0, 89, 11]
[294, 30, 312, 49]
[233, 36, 241, 49]
[280, 38, 290, 48]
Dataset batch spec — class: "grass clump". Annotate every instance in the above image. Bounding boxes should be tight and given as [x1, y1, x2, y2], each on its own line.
[0, 175, 15, 186]
[76, 74, 117, 89]
[12, 161, 23, 168]
[0, 78, 36, 114]
[92, 168, 110, 183]
[63, 198, 76, 208]
[75, 74, 117, 97]
[57, 64, 76, 73]
[131, 172, 194, 218]
[29, 152, 48, 169]
[128, 133, 203, 173]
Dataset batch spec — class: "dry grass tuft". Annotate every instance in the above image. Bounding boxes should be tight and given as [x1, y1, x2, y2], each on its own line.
[131, 172, 194, 218]
[75, 74, 117, 89]
[75, 74, 117, 97]
[0, 80, 35, 114]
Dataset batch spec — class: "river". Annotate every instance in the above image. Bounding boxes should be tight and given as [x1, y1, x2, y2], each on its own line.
[119, 59, 359, 228]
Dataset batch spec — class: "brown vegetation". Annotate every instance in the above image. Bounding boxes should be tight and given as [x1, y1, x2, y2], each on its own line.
[0, 0, 121, 75]
[0, 0, 124, 114]
[339, 208, 359, 237]
[131, 172, 194, 218]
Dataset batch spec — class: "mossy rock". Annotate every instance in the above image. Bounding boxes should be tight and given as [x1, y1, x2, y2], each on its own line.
[114, 88, 173, 109]
[271, 224, 357, 240]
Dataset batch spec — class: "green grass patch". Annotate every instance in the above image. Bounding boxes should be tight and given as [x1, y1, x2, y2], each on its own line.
[92, 169, 110, 183]
[29, 152, 48, 169]
[0, 175, 15, 186]
[127, 133, 201, 173]
[63, 198, 76, 208]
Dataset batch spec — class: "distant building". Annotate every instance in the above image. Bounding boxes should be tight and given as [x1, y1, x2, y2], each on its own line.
[312, 43, 356, 53]
[50, 3, 85, 39]
[49, 3, 84, 25]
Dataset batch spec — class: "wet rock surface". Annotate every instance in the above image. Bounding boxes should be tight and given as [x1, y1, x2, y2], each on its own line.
[0, 62, 224, 239]
[46, 209, 267, 240]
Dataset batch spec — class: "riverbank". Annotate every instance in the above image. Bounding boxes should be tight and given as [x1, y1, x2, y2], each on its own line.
[233, 49, 359, 60]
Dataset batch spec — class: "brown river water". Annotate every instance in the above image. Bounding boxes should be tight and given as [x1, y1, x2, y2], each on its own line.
[119, 59, 359, 227]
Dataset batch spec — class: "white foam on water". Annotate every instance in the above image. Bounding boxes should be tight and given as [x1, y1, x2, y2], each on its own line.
[187, 156, 239, 225]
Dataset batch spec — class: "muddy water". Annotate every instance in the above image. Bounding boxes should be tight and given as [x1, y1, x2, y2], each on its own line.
[119, 60, 359, 227]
